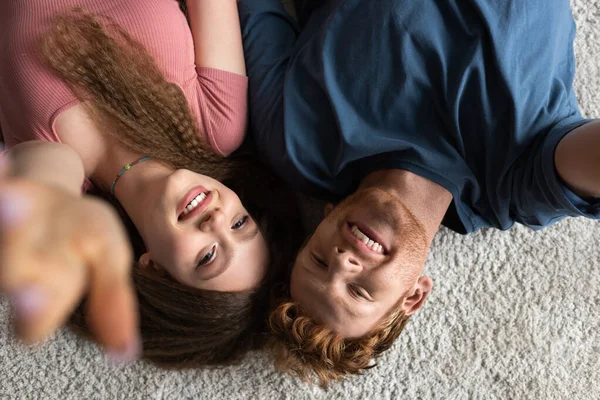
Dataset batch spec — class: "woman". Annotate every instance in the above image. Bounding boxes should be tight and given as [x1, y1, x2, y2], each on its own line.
[0, 1, 302, 364]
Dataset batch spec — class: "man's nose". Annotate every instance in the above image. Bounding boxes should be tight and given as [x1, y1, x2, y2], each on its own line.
[329, 246, 362, 276]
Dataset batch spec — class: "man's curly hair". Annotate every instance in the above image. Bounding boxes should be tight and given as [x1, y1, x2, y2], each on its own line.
[267, 295, 411, 387]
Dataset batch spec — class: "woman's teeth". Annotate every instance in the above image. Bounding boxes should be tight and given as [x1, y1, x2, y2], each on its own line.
[181, 192, 208, 217]
[351, 225, 384, 253]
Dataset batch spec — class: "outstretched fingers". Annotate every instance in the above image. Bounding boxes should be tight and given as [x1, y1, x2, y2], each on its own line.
[0, 183, 141, 362]
[0, 186, 86, 343]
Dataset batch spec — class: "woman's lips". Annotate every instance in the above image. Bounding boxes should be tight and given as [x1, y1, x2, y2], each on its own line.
[178, 186, 210, 220]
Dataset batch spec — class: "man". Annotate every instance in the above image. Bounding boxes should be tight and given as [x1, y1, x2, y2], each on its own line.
[238, 0, 600, 385]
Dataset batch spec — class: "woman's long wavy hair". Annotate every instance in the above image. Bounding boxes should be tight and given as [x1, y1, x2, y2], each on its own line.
[40, 9, 304, 366]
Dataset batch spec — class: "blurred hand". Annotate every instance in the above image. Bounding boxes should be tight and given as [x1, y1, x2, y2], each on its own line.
[0, 155, 140, 361]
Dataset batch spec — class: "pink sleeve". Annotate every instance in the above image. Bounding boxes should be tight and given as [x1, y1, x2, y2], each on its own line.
[193, 67, 249, 156]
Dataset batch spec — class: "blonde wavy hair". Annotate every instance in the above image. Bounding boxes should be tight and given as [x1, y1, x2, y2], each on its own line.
[267, 296, 411, 387]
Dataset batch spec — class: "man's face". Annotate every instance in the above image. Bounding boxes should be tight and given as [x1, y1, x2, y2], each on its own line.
[290, 188, 431, 338]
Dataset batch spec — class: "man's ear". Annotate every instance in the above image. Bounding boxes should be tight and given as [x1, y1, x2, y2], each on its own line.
[324, 203, 335, 217]
[402, 276, 433, 316]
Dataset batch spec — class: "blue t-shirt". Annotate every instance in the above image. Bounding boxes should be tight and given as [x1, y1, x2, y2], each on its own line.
[239, 0, 600, 233]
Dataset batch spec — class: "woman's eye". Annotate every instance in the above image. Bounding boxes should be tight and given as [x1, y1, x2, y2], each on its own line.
[198, 246, 216, 267]
[232, 215, 249, 230]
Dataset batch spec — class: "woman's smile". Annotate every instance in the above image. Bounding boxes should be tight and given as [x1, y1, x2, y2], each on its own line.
[178, 186, 214, 222]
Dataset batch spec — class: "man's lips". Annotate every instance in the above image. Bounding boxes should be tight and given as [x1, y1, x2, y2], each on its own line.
[178, 186, 211, 221]
[344, 221, 389, 255]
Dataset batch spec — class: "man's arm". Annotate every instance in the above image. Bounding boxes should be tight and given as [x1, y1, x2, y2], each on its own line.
[187, 0, 246, 75]
[555, 120, 600, 198]
[238, 0, 299, 139]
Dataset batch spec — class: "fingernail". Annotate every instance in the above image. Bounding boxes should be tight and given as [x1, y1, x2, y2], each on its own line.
[10, 286, 46, 320]
[0, 192, 30, 228]
[107, 338, 142, 364]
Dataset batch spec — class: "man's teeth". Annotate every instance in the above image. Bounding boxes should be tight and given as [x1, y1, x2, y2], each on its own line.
[351, 225, 384, 253]
[181, 192, 207, 216]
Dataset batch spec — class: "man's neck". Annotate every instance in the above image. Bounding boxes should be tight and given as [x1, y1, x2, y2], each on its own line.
[358, 169, 453, 242]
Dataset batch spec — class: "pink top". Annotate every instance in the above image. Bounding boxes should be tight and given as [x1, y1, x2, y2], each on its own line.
[0, 0, 248, 158]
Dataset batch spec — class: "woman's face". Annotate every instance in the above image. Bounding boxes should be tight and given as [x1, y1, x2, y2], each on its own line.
[139, 169, 269, 291]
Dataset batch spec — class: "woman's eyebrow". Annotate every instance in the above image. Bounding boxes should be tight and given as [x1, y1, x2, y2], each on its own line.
[239, 224, 260, 244]
[199, 251, 232, 281]
[200, 225, 260, 281]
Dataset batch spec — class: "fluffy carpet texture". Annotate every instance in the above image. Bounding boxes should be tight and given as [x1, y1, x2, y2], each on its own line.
[1, 1, 598, 399]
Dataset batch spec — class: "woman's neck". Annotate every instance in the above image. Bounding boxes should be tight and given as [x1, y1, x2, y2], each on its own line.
[90, 138, 172, 236]
[90, 136, 148, 192]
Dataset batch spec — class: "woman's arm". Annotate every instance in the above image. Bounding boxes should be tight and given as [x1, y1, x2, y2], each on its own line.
[187, 0, 298, 156]
[187, 0, 246, 75]
[555, 120, 600, 198]
[7, 141, 85, 196]
[0, 144, 139, 358]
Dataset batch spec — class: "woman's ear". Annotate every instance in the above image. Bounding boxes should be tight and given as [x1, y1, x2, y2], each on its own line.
[138, 252, 152, 268]
[139, 252, 161, 272]
[138, 253, 165, 276]
[402, 276, 433, 316]
[324, 203, 335, 217]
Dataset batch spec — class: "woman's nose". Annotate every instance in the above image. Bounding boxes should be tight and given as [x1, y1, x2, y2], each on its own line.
[199, 208, 225, 231]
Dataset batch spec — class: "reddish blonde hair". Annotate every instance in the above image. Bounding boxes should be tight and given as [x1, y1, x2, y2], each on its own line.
[267, 297, 411, 387]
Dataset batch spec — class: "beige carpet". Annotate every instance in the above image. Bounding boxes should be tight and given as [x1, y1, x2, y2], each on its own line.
[1, 1, 599, 399]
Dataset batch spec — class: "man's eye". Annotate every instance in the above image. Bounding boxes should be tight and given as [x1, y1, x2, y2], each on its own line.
[232, 215, 249, 230]
[350, 285, 371, 301]
[312, 252, 327, 269]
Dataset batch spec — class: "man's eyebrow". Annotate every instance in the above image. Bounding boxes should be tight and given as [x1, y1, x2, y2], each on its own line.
[340, 291, 372, 318]
[342, 302, 363, 318]
[327, 289, 364, 319]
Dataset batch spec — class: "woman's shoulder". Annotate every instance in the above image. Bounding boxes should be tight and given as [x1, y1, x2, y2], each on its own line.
[183, 68, 249, 156]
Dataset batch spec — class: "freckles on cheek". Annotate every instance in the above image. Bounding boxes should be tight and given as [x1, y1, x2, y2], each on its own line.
[377, 265, 411, 288]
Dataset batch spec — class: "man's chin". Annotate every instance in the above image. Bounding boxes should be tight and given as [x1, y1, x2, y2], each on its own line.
[336, 188, 404, 231]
